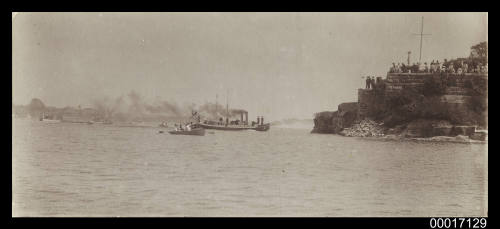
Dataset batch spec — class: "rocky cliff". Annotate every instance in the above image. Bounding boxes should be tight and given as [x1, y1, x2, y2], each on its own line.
[311, 74, 487, 141]
[311, 102, 358, 134]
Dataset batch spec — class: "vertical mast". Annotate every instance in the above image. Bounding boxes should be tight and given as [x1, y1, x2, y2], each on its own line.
[412, 16, 431, 63]
[215, 94, 218, 117]
[226, 89, 229, 118]
[419, 16, 424, 62]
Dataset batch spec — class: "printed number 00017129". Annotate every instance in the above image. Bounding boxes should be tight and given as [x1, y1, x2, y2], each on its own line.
[430, 218, 487, 228]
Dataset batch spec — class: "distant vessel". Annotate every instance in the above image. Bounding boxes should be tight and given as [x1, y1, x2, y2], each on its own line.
[81, 119, 112, 125]
[39, 113, 61, 123]
[40, 118, 61, 123]
[198, 93, 270, 131]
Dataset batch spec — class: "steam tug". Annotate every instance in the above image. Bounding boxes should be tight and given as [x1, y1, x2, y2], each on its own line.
[199, 113, 270, 131]
[197, 94, 270, 132]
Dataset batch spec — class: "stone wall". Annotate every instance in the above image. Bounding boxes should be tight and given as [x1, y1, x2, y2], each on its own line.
[357, 89, 375, 120]
[385, 73, 487, 97]
[357, 73, 487, 118]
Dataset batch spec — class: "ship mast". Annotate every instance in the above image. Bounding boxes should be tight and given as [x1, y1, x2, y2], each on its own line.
[226, 89, 229, 118]
[215, 94, 218, 117]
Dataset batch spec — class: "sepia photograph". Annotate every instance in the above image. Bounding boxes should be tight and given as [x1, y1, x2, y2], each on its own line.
[12, 12, 487, 218]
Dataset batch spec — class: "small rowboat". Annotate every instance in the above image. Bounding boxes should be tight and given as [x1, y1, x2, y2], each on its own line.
[168, 127, 205, 136]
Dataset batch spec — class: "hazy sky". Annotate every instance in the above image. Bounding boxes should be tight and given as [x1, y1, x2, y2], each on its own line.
[12, 12, 487, 121]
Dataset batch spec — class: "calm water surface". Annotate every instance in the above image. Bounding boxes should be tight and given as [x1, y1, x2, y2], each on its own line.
[12, 119, 487, 216]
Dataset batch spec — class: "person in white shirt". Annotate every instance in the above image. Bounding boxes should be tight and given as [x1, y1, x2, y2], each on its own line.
[418, 62, 425, 72]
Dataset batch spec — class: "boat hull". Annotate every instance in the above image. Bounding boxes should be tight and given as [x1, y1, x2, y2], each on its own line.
[168, 128, 206, 136]
[199, 123, 270, 131]
[255, 123, 271, 131]
[199, 123, 254, 131]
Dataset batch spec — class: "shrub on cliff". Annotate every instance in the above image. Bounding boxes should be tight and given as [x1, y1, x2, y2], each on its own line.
[463, 77, 487, 127]
[374, 87, 421, 127]
[467, 95, 487, 113]
[385, 87, 420, 110]
[465, 96, 487, 127]
[422, 76, 447, 96]
[416, 96, 449, 120]
[464, 77, 487, 96]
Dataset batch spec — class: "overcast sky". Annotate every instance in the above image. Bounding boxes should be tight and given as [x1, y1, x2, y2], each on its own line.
[12, 12, 487, 121]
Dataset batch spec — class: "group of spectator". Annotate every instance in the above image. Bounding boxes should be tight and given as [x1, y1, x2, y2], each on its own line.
[365, 76, 383, 90]
[389, 59, 488, 74]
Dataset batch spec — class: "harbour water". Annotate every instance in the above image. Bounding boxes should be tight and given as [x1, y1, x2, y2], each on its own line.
[12, 119, 487, 216]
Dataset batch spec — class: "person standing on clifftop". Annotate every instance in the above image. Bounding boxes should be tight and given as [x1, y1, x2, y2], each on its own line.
[365, 76, 371, 89]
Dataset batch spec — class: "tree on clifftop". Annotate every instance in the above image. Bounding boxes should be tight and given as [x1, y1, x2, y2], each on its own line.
[470, 41, 487, 64]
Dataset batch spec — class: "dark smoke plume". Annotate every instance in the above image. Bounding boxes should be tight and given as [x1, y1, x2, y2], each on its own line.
[92, 90, 249, 122]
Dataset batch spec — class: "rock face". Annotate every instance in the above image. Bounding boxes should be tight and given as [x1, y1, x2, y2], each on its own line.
[469, 132, 487, 141]
[404, 119, 451, 138]
[392, 119, 482, 139]
[432, 126, 453, 136]
[312, 69, 486, 140]
[311, 111, 338, 133]
[450, 126, 476, 136]
[311, 102, 358, 134]
[337, 102, 358, 129]
[313, 111, 486, 141]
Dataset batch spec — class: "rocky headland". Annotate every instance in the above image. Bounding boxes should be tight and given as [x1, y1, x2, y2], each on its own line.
[312, 42, 488, 143]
